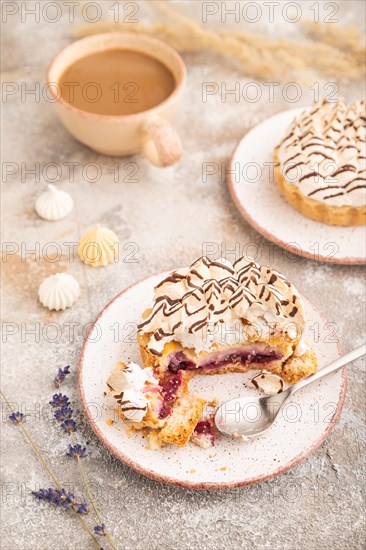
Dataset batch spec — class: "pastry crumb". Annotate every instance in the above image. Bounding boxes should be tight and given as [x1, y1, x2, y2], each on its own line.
[220, 466, 228, 471]
[106, 418, 114, 426]
[125, 426, 136, 438]
[189, 468, 197, 474]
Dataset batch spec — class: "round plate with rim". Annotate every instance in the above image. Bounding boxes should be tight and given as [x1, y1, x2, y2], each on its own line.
[79, 271, 347, 490]
[228, 107, 365, 265]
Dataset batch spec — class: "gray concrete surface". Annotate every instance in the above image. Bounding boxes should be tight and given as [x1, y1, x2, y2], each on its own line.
[1, 1, 365, 549]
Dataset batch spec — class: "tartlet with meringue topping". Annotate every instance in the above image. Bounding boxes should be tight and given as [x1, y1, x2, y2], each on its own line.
[275, 98, 366, 226]
[106, 256, 317, 449]
[138, 256, 317, 384]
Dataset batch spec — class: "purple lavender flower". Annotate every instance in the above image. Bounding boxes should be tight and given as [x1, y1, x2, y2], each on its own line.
[67, 444, 86, 459]
[50, 393, 76, 433]
[61, 418, 76, 433]
[8, 412, 25, 424]
[94, 524, 106, 537]
[54, 366, 71, 388]
[49, 394, 70, 409]
[54, 407, 73, 422]
[32, 488, 52, 501]
[33, 488, 64, 506]
[76, 502, 90, 515]
[63, 493, 78, 508]
[54, 488, 74, 508]
[32, 488, 89, 514]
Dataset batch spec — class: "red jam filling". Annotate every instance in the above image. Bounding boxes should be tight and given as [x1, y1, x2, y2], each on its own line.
[168, 352, 196, 373]
[158, 371, 183, 419]
[194, 420, 213, 435]
[158, 401, 172, 420]
[193, 419, 216, 445]
[168, 350, 282, 374]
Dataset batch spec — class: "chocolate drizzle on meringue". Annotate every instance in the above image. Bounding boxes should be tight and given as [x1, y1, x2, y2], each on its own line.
[277, 98, 366, 207]
[138, 257, 305, 354]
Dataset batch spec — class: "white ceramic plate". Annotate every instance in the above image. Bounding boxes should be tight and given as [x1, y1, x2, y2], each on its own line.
[79, 272, 346, 490]
[228, 108, 365, 265]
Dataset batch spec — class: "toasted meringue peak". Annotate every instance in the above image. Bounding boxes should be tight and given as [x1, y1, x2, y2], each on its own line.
[78, 224, 119, 267]
[277, 98, 366, 207]
[139, 256, 305, 353]
[38, 272, 80, 311]
[251, 372, 284, 395]
[35, 184, 73, 221]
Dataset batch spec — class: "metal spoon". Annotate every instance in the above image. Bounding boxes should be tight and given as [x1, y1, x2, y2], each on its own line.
[214, 343, 366, 438]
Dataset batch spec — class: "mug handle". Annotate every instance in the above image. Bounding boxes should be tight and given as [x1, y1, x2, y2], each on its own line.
[142, 116, 182, 167]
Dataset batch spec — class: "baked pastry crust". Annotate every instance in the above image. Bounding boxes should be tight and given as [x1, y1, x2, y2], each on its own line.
[158, 393, 206, 447]
[275, 148, 366, 226]
[275, 98, 366, 226]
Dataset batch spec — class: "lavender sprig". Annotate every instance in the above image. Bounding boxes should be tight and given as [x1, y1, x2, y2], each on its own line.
[4, 368, 118, 549]
[32, 487, 90, 515]
[67, 443, 117, 546]
[50, 391, 117, 548]
[71, 446, 117, 550]
[1, 390, 100, 548]
[50, 393, 77, 433]
[54, 366, 71, 388]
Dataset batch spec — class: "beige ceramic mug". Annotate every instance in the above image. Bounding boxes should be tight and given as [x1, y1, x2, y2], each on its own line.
[47, 33, 186, 167]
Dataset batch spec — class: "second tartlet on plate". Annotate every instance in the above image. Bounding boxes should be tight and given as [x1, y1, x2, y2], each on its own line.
[274, 98, 366, 226]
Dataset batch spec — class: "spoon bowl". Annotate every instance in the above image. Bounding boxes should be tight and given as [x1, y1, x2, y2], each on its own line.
[215, 390, 290, 437]
[214, 344, 365, 439]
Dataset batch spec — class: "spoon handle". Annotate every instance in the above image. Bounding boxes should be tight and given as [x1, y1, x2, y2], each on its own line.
[289, 343, 366, 395]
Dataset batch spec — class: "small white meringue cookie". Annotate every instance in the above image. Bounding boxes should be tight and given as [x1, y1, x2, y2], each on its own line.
[38, 273, 80, 311]
[35, 184, 73, 221]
